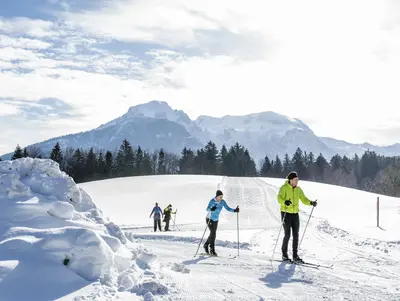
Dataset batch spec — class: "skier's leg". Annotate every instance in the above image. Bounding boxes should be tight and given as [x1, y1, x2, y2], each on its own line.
[158, 219, 162, 231]
[154, 219, 157, 232]
[165, 219, 169, 231]
[281, 212, 291, 259]
[210, 220, 219, 255]
[292, 213, 300, 258]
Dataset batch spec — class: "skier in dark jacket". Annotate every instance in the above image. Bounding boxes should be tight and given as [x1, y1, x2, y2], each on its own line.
[204, 190, 239, 256]
[277, 171, 317, 262]
[163, 204, 176, 231]
[149, 202, 163, 232]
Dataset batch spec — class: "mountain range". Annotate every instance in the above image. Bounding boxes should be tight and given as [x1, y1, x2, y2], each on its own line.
[2, 100, 400, 162]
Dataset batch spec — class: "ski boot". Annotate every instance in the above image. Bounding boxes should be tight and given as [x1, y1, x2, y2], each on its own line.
[282, 253, 291, 262]
[210, 248, 218, 257]
[293, 254, 304, 263]
[203, 244, 210, 255]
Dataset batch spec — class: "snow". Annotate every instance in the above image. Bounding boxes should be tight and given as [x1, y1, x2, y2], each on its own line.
[1, 158, 400, 300]
[81, 174, 400, 300]
[0, 158, 164, 301]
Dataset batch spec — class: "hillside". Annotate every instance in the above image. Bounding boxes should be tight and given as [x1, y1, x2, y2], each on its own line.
[79, 174, 400, 300]
[3, 100, 400, 161]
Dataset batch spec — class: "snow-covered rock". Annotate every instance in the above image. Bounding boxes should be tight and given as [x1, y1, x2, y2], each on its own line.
[0, 158, 159, 299]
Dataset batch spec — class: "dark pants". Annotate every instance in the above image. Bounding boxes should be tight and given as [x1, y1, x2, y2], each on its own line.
[204, 218, 218, 251]
[281, 212, 300, 257]
[164, 218, 170, 231]
[154, 219, 161, 232]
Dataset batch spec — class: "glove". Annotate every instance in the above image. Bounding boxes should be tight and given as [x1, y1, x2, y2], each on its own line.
[210, 205, 217, 211]
[284, 200, 291, 206]
[310, 200, 317, 207]
[234, 206, 239, 213]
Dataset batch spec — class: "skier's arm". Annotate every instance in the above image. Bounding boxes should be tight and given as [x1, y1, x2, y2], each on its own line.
[206, 199, 214, 211]
[299, 188, 312, 205]
[149, 208, 154, 217]
[222, 200, 235, 212]
[277, 186, 286, 205]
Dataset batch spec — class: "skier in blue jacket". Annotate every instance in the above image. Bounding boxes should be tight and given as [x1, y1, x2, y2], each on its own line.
[204, 190, 239, 256]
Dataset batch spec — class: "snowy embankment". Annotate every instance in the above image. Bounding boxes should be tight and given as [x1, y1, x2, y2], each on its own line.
[0, 158, 166, 301]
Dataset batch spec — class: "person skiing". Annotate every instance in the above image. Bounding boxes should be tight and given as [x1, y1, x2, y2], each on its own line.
[163, 204, 176, 231]
[204, 190, 239, 256]
[149, 202, 163, 232]
[277, 171, 317, 263]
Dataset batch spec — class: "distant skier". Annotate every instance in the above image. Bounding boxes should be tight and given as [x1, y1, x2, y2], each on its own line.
[149, 202, 163, 232]
[277, 171, 317, 262]
[163, 204, 176, 231]
[204, 190, 239, 256]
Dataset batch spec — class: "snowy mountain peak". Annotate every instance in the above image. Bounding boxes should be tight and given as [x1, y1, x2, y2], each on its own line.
[195, 110, 311, 135]
[126, 100, 191, 124]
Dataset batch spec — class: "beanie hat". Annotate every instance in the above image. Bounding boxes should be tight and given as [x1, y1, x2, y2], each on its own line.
[216, 190, 223, 197]
[287, 171, 298, 180]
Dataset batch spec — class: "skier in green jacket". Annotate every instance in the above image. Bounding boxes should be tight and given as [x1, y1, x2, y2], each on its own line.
[277, 171, 317, 262]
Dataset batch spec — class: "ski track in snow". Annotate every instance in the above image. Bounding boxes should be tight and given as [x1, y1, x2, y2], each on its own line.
[124, 177, 400, 301]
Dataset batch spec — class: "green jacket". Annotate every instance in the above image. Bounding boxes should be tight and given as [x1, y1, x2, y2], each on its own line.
[277, 180, 312, 213]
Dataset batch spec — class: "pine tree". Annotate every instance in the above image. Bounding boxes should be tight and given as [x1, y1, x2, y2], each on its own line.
[116, 139, 135, 176]
[141, 151, 153, 175]
[50, 142, 63, 164]
[105, 151, 113, 177]
[23, 147, 29, 157]
[11, 145, 23, 160]
[158, 149, 166, 174]
[193, 148, 206, 174]
[136, 146, 144, 175]
[204, 141, 218, 174]
[85, 148, 97, 179]
[341, 155, 352, 174]
[315, 153, 329, 181]
[282, 153, 292, 175]
[291, 147, 307, 178]
[260, 155, 272, 176]
[179, 147, 195, 174]
[272, 155, 283, 177]
[71, 149, 85, 182]
[330, 154, 342, 171]
[217, 145, 228, 175]
[360, 150, 379, 180]
[97, 151, 106, 178]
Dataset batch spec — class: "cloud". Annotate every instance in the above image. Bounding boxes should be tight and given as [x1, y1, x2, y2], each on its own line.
[2, 0, 400, 155]
[0, 102, 19, 116]
[0, 17, 56, 38]
[0, 34, 52, 49]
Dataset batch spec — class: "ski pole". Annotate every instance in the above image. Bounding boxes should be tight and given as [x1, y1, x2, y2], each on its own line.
[271, 205, 287, 262]
[194, 218, 211, 258]
[173, 209, 180, 231]
[237, 209, 239, 257]
[298, 204, 315, 251]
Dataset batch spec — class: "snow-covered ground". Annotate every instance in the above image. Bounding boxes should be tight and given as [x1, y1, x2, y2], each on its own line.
[1, 159, 399, 300]
[82, 175, 400, 300]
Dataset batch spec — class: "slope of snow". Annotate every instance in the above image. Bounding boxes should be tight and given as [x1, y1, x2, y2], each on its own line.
[81, 175, 400, 300]
[0, 158, 169, 301]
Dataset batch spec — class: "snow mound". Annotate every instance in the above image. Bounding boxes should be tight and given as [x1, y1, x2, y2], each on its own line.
[0, 158, 160, 299]
[168, 262, 190, 273]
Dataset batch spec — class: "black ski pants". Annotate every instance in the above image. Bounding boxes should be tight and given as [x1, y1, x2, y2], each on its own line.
[164, 218, 170, 231]
[204, 218, 218, 251]
[281, 212, 300, 256]
[154, 219, 161, 232]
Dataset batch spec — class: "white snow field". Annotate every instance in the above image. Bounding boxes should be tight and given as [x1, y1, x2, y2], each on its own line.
[1, 158, 399, 301]
[81, 175, 400, 301]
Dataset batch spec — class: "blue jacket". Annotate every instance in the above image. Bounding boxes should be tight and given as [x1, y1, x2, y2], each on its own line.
[206, 198, 235, 221]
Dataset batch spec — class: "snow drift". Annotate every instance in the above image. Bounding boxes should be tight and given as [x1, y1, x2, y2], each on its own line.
[0, 158, 163, 300]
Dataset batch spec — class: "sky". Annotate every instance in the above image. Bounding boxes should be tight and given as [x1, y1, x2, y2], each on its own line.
[1, 0, 400, 155]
